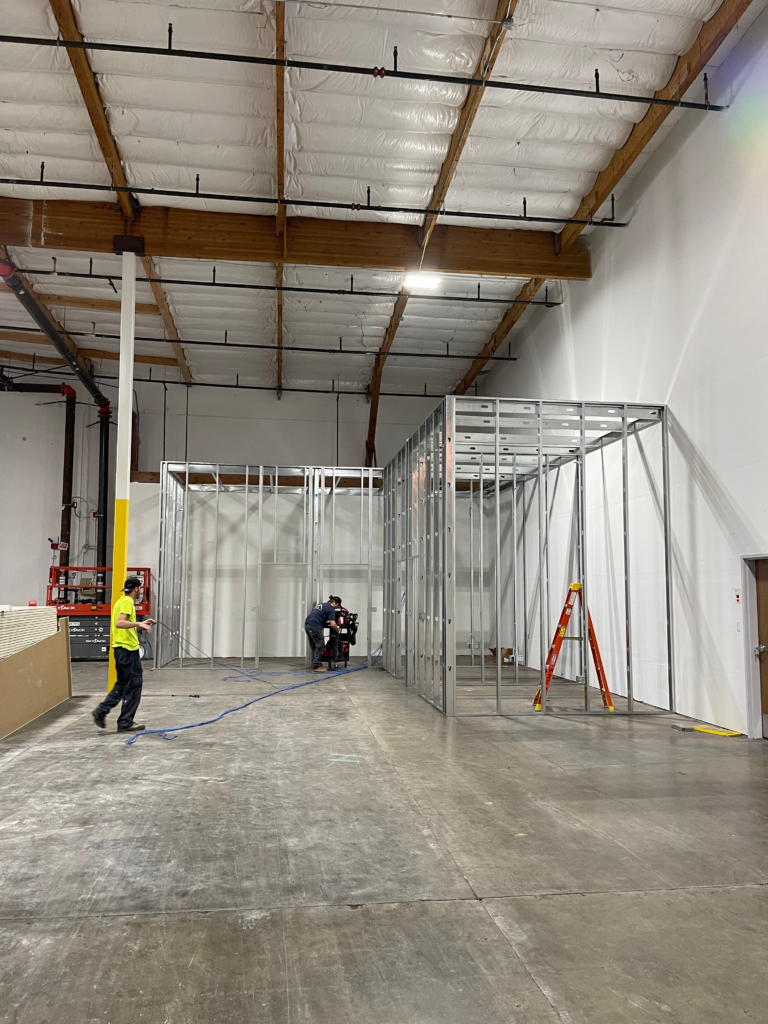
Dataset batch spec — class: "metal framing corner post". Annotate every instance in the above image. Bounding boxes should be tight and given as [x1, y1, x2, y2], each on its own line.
[621, 406, 634, 711]
[443, 397, 456, 716]
[537, 402, 547, 712]
[661, 407, 676, 712]
[107, 250, 136, 689]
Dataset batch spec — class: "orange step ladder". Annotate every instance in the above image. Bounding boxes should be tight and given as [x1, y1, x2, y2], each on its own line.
[533, 583, 614, 710]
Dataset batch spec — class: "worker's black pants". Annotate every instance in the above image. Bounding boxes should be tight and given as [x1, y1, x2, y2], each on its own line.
[305, 625, 325, 669]
[97, 647, 143, 730]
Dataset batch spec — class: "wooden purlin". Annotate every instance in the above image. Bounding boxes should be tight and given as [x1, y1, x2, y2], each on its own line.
[48, 0, 133, 221]
[558, 0, 754, 255]
[5, 265, 93, 378]
[455, 277, 545, 395]
[0, 289, 159, 316]
[454, 0, 751, 391]
[0, 330, 179, 366]
[140, 256, 193, 383]
[366, 4, 515, 464]
[365, 292, 409, 467]
[420, 0, 515, 252]
[275, 1, 287, 243]
[48, 0, 192, 383]
[0, 199, 590, 280]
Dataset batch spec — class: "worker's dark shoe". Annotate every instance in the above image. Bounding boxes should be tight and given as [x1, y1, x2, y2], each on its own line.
[117, 723, 145, 733]
[91, 708, 106, 729]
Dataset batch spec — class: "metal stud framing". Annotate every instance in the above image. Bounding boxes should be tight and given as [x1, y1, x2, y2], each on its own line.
[383, 397, 672, 718]
[157, 463, 383, 668]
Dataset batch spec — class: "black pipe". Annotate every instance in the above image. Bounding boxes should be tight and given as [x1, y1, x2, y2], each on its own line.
[1, 322, 523, 363]
[59, 386, 76, 600]
[0, 259, 109, 407]
[1, 364, 451, 399]
[96, 404, 111, 602]
[10, 268, 563, 307]
[0, 34, 726, 112]
[0, 175, 628, 230]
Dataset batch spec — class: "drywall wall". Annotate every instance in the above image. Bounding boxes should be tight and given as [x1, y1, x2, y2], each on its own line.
[482, 10, 768, 735]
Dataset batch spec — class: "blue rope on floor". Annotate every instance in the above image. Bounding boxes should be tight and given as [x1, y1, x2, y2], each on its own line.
[125, 623, 381, 746]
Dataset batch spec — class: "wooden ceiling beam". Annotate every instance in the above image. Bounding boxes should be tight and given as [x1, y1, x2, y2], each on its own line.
[558, 0, 754, 255]
[0, 198, 591, 281]
[48, 0, 191, 382]
[0, 330, 178, 366]
[454, 0, 752, 394]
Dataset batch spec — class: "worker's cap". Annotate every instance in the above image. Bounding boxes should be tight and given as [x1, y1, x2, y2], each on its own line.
[123, 576, 142, 593]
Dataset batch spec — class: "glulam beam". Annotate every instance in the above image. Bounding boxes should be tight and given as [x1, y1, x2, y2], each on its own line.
[0, 198, 591, 281]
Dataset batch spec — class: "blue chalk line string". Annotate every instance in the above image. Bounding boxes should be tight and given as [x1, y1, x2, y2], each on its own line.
[126, 621, 381, 746]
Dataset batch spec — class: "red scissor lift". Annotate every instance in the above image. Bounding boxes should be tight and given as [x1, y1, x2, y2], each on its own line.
[47, 567, 151, 660]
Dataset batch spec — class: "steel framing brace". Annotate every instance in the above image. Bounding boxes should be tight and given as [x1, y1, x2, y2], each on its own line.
[156, 463, 383, 670]
[382, 397, 675, 717]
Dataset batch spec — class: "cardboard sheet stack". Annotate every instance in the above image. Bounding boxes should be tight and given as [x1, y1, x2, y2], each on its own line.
[0, 606, 59, 662]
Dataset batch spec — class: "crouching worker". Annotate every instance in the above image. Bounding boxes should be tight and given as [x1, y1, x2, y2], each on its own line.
[304, 596, 340, 672]
[92, 576, 155, 732]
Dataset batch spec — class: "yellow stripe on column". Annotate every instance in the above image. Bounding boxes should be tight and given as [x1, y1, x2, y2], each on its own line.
[107, 498, 130, 689]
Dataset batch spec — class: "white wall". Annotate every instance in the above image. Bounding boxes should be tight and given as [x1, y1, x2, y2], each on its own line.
[482, 10, 768, 735]
[132, 382, 437, 470]
[0, 388, 113, 606]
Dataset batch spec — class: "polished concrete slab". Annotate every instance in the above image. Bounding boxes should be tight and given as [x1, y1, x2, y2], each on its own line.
[0, 659, 766, 1023]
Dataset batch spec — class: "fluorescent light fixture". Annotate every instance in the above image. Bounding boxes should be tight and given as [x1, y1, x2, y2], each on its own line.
[404, 273, 441, 289]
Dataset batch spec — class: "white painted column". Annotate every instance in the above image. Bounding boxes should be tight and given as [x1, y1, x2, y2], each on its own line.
[108, 250, 136, 688]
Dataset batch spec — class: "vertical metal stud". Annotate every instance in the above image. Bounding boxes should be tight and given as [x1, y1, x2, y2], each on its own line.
[443, 397, 456, 716]
[537, 405, 547, 712]
[241, 465, 249, 670]
[478, 450, 485, 689]
[494, 398, 502, 714]
[621, 407, 634, 712]
[661, 407, 676, 712]
[579, 403, 590, 712]
[255, 466, 263, 668]
[367, 465, 373, 667]
[210, 464, 220, 668]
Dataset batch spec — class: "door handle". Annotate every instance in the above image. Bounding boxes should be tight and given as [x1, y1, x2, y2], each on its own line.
[754, 644, 767, 656]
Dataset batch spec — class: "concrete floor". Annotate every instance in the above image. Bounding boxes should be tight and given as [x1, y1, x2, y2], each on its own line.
[1, 659, 766, 1024]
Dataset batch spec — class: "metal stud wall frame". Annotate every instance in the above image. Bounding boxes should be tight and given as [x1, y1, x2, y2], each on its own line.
[156, 463, 383, 668]
[383, 397, 673, 717]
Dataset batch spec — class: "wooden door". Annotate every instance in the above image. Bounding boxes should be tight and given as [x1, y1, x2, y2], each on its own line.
[756, 560, 768, 738]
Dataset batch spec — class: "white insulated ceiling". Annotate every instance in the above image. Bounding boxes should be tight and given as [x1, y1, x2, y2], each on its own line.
[0, 0, 758, 392]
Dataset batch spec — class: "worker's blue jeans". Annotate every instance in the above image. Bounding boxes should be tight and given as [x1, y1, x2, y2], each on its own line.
[305, 625, 325, 668]
[97, 647, 143, 729]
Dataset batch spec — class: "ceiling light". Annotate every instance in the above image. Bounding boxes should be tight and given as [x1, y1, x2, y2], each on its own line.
[404, 274, 441, 289]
